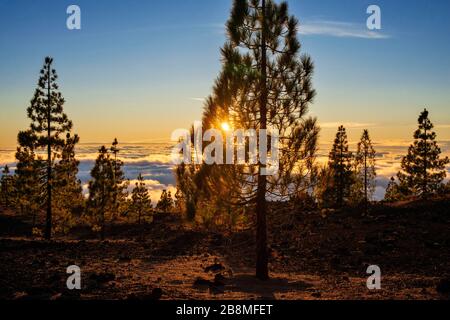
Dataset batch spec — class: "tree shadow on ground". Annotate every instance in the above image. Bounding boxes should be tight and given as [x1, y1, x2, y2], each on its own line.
[226, 274, 314, 299]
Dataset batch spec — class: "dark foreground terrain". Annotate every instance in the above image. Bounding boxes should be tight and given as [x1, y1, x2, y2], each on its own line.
[0, 197, 449, 300]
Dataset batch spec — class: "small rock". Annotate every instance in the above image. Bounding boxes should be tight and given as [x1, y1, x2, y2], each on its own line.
[89, 272, 115, 284]
[204, 263, 225, 273]
[194, 277, 212, 286]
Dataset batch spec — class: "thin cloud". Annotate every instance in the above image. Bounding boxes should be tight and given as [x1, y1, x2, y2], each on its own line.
[189, 97, 206, 102]
[299, 20, 390, 39]
[320, 122, 377, 129]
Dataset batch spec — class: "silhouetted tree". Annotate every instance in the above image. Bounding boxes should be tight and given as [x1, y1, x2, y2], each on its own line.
[156, 190, 174, 213]
[19, 57, 74, 240]
[87, 142, 128, 240]
[110, 139, 128, 215]
[354, 129, 377, 206]
[328, 126, 353, 208]
[110, 138, 120, 211]
[397, 109, 449, 198]
[175, 162, 197, 221]
[174, 188, 185, 213]
[384, 177, 402, 202]
[129, 174, 153, 224]
[313, 164, 335, 209]
[88, 146, 112, 240]
[179, 0, 318, 280]
[53, 133, 84, 234]
[0, 165, 14, 207]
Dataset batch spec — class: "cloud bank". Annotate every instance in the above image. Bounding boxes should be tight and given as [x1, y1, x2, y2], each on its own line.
[1, 141, 449, 201]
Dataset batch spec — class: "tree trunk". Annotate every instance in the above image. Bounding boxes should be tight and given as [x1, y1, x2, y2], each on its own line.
[337, 144, 344, 208]
[256, 0, 269, 281]
[364, 152, 368, 210]
[101, 210, 105, 241]
[45, 65, 52, 241]
[423, 127, 428, 198]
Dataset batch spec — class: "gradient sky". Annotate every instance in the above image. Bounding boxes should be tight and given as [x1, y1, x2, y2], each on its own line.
[1, 0, 449, 147]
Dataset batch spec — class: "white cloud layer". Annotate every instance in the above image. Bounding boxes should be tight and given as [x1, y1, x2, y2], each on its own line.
[1, 141, 449, 201]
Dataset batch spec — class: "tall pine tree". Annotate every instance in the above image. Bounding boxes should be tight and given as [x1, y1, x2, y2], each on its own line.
[87, 146, 112, 240]
[53, 133, 83, 234]
[110, 138, 128, 216]
[328, 126, 353, 208]
[397, 109, 449, 197]
[354, 129, 376, 205]
[87, 141, 128, 240]
[19, 57, 74, 240]
[178, 0, 318, 280]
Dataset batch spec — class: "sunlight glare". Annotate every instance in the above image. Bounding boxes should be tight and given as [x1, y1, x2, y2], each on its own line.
[221, 122, 231, 132]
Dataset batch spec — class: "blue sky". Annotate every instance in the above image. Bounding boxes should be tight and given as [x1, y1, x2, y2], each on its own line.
[1, 0, 450, 146]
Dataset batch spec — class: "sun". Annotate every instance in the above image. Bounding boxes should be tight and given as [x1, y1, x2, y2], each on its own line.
[221, 122, 231, 132]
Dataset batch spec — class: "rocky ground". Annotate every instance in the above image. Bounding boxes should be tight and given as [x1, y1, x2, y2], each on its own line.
[0, 196, 449, 300]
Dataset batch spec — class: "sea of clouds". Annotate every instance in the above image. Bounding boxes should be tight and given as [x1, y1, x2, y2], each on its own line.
[1, 141, 449, 202]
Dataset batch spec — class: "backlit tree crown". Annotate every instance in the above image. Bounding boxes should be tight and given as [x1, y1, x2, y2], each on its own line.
[328, 126, 353, 207]
[25, 57, 72, 152]
[398, 108, 449, 196]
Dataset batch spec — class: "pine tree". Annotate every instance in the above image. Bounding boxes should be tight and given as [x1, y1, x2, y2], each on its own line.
[18, 57, 74, 240]
[175, 161, 199, 221]
[397, 109, 449, 198]
[328, 126, 353, 208]
[0, 165, 14, 207]
[129, 174, 153, 224]
[156, 190, 174, 213]
[53, 133, 84, 234]
[354, 129, 377, 206]
[314, 164, 336, 209]
[384, 177, 400, 202]
[174, 188, 185, 213]
[87, 142, 128, 240]
[110, 138, 128, 216]
[178, 0, 318, 280]
[87, 146, 112, 240]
